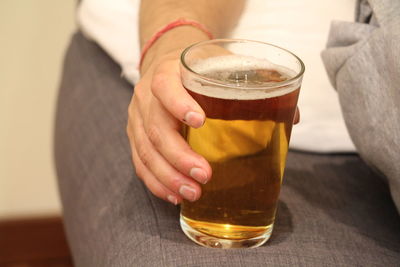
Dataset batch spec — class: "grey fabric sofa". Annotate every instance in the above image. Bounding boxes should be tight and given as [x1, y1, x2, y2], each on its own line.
[54, 32, 400, 267]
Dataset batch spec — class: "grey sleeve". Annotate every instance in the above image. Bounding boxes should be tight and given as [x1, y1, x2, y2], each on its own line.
[321, 0, 400, 213]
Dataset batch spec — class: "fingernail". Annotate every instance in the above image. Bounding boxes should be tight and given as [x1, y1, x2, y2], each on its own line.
[190, 168, 208, 184]
[167, 195, 178, 205]
[179, 185, 197, 201]
[184, 111, 204, 128]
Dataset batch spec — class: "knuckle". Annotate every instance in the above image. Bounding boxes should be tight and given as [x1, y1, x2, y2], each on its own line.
[134, 166, 145, 181]
[168, 176, 182, 191]
[126, 122, 133, 138]
[133, 85, 144, 100]
[136, 143, 151, 168]
[130, 151, 143, 178]
[151, 72, 168, 95]
[173, 153, 190, 170]
[146, 125, 162, 148]
[127, 105, 134, 120]
[127, 98, 139, 122]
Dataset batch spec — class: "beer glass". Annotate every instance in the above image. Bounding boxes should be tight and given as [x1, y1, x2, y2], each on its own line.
[180, 39, 304, 248]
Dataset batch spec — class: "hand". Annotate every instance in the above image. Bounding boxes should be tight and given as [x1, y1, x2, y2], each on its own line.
[127, 51, 301, 205]
[127, 51, 212, 205]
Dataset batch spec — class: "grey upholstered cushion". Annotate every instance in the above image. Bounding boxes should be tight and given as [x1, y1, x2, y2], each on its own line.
[55, 32, 400, 267]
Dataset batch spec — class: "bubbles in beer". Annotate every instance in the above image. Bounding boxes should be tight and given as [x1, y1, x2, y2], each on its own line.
[183, 55, 298, 100]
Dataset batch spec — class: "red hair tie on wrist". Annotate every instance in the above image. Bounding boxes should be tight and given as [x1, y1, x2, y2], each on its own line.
[139, 18, 214, 69]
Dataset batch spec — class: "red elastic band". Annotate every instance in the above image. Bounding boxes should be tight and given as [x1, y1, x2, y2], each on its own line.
[139, 18, 214, 69]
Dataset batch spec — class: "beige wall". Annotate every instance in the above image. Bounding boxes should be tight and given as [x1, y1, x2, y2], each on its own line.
[0, 0, 76, 218]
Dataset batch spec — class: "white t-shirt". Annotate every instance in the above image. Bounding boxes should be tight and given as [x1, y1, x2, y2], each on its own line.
[77, 0, 357, 152]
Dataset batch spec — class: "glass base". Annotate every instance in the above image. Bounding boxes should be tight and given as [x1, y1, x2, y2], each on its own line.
[180, 215, 273, 249]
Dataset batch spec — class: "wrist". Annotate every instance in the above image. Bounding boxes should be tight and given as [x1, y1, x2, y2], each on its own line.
[140, 26, 210, 74]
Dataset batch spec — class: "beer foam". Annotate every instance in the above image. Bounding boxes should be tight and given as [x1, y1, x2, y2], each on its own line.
[183, 55, 300, 100]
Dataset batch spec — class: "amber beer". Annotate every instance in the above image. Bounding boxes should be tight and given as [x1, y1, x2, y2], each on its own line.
[180, 40, 304, 249]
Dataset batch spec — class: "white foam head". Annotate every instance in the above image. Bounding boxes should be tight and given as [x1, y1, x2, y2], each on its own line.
[182, 55, 300, 100]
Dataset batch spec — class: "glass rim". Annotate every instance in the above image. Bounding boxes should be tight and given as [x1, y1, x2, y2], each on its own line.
[180, 38, 305, 90]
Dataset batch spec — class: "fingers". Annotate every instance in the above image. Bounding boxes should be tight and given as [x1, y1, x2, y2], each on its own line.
[151, 60, 205, 129]
[145, 97, 212, 184]
[129, 100, 202, 202]
[129, 133, 181, 205]
[136, 58, 211, 189]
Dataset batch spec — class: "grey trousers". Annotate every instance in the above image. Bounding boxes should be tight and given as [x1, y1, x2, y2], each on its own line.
[54, 33, 400, 267]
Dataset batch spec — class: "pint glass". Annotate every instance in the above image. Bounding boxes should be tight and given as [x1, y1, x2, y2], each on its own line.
[180, 39, 304, 248]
